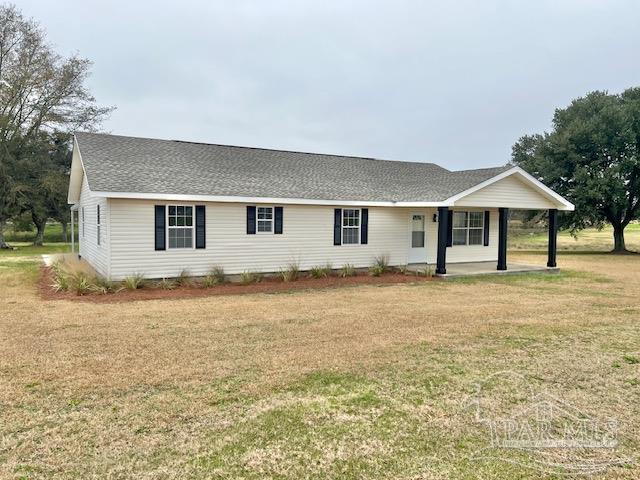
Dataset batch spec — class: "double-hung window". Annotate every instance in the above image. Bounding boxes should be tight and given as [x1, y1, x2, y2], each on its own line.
[452, 211, 484, 246]
[82, 207, 85, 238]
[257, 206, 274, 233]
[96, 205, 101, 246]
[342, 209, 360, 245]
[168, 205, 194, 248]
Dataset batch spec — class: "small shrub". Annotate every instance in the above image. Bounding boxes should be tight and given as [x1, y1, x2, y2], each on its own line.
[91, 276, 117, 294]
[369, 264, 385, 277]
[310, 264, 331, 279]
[51, 270, 70, 292]
[280, 262, 300, 282]
[175, 269, 193, 287]
[69, 273, 92, 296]
[200, 275, 219, 288]
[157, 278, 176, 290]
[339, 263, 356, 277]
[209, 266, 226, 284]
[369, 255, 390, 277]
[373, 255, 389, 272]
[240, 271, 263, 285]
[123, 273, 146, 290]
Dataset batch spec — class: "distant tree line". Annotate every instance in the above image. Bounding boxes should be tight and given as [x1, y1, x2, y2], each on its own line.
[0, 4, 111, 248]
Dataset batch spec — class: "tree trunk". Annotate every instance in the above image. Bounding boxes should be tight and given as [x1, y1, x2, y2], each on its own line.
[612, 223, 626, 253]
[33, 217, 47, 247]
[61, 221, 68, 243]
[0, 220, 10, 249]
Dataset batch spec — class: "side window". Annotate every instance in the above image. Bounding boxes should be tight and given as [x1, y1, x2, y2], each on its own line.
[96, 205, 101, 246]
[257, 206, 274, 233]
[342, 209, 360, 244]
[167, 205, 194, 248]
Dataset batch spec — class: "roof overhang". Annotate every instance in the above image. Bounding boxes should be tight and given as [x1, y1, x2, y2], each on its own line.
[90, 190, 447, 207]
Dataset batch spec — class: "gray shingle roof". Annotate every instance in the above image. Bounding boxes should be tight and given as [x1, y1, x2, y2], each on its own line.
[75, 132, 511, 203]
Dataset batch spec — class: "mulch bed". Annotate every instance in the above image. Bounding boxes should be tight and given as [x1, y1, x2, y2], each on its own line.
[38, 266, 439, 303]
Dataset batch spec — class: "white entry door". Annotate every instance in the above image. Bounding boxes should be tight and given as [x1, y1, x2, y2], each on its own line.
[408, 213, 427, 263]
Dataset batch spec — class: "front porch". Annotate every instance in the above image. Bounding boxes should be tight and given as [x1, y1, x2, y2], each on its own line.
[433, 206, 560, 276]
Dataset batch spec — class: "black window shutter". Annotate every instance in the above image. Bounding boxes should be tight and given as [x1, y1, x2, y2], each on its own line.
[274, 206, 283, 234]
[246, 206, 256, 234]
[333, 209, 342, 245]
[154, 205, 166, 251]
[360, 208, 368, 244]
[483, 211, 490, 246]
[446, 210, 453, 247]
[195, 205, 206, 248]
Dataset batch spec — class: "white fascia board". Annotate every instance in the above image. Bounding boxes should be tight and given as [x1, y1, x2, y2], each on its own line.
[446, 166, 575, 211]
[90, 190, 447, 207]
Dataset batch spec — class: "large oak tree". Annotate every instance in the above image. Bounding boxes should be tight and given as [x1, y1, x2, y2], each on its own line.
[512, 88, 640, 252]
[0, 3, 112, 247]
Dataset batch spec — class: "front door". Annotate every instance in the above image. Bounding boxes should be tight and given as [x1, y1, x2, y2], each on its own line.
[408, 213, 426, 263]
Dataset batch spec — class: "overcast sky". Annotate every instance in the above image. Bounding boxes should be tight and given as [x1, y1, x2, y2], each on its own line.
[17, 0, 640, 169]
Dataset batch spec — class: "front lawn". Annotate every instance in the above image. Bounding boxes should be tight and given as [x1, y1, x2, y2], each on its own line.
[1, 233, 639, 478]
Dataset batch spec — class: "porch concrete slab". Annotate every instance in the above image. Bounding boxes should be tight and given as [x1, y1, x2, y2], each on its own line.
[406, 261, 559, 278]
[437, 261, 559, 278]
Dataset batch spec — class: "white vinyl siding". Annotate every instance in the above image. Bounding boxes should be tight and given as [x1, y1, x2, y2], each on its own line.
[108, 201, 412, 280]
[101, 201, 503, 280]
[77, 173, 109, 277]
[455, 174, 558, 209]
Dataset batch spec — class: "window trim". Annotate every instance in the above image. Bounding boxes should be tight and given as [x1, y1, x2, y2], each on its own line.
[452, 210, 484, 246]
[81, 207, 85, 238]
[256, 206, 274, 234]
[166, 204, 195, 249]
[341, 208, 361, 245]
[96, 205, 101, 246]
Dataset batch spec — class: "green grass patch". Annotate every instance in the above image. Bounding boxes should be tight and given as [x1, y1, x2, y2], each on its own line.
[0, 243, 70, 257]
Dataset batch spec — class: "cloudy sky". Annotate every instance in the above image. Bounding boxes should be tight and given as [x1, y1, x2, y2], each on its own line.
[17, 0, 640, 169]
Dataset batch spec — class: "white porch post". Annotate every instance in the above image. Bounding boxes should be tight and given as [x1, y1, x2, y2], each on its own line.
[70, 208, 75, 254]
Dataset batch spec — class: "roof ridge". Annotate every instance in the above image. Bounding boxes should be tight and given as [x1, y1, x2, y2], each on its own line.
[452, 165, 512, 174]
[74, 131, 448, 169]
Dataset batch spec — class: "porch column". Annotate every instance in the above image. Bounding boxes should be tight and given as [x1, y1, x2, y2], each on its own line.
[436, 206, 449, 275]
[70, 208, 75, 254]
[547, 208, 558, 268]
[497, 207, 508, 271]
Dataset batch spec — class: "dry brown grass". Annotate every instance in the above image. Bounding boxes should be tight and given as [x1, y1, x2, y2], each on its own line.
[1, 250, 639, 478]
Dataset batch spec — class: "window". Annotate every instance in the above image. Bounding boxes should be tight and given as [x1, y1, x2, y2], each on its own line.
[452, 211, 484, 246]
[342, 209, 360, 245]
[96, 205, 101, 246]
[82, 207, 85, 238]
[411, 214, 425, 248]
[168, 205, 193, 248]
[257, 206, 273, 233]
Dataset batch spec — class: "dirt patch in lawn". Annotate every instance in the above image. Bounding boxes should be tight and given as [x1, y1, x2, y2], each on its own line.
[38, 266, 438, 303]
